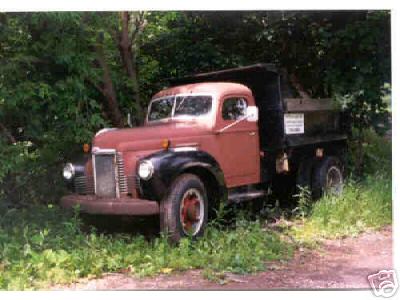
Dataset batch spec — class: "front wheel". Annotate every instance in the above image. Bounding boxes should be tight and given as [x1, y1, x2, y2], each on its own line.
[160, 174, 208, 243]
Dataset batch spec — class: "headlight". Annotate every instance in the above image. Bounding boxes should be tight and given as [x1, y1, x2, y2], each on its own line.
[138, 160, 154, 180]
[63, 163, 75, 180]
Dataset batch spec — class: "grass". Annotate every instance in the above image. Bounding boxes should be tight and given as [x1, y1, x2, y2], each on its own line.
[290, 174, 392, 246]
[0, 205, 292, 290]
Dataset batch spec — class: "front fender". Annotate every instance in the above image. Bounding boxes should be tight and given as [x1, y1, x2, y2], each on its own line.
[138, 150, 226, 201]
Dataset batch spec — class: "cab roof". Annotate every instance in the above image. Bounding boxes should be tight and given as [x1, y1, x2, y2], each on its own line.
[152, 82, 253, 100]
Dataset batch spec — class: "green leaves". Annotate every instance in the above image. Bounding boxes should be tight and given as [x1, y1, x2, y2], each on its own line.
[327, 12, 390, 131]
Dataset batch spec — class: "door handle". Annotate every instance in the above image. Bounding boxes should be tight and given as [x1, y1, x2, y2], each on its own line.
[249, 132, 256, 136]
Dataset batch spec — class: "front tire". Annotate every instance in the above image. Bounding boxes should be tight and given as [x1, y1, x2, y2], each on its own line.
[160, 174, 208, 243]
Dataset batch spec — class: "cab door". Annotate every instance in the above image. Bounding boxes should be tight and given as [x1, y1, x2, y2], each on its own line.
[215, 95, 260, 187]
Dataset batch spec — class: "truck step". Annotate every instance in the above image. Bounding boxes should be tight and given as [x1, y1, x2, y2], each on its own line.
[227, 190, 266, 204]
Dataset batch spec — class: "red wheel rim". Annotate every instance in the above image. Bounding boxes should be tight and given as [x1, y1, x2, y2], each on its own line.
[179, 189, 204, 235]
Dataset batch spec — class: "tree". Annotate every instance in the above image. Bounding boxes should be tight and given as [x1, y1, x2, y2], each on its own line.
[117, 11, 146, 124]
[326, 11, 391, 173]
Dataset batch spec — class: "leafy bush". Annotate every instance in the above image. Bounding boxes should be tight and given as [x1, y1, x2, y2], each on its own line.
[0, 205, 292, 290]
[348, 129, 391, 176]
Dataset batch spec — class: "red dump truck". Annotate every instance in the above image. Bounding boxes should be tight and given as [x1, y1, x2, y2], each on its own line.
[61, 64, 348, 242]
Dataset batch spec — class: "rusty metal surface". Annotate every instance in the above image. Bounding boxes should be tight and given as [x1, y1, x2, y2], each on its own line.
[60, 194, 159, 216]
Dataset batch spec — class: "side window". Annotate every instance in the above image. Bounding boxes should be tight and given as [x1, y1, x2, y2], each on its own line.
[222, 97, 248, 120]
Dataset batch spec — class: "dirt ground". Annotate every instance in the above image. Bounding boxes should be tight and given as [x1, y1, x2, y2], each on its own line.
[57, 225, 392, 290]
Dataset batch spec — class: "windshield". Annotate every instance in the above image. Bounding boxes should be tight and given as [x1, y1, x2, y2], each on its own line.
[147, 95, 212, 122]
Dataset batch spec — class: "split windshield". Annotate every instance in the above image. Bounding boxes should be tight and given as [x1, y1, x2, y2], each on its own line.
[147, 95, 212, 122]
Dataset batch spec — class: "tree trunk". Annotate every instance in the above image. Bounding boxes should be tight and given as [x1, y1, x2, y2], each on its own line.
[95, 42, 124, 128]
[118, 12, 145, 125]
[354, 124, 365, 176]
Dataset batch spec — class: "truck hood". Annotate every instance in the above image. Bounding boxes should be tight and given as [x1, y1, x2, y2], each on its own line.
[92, 121, 210, 152]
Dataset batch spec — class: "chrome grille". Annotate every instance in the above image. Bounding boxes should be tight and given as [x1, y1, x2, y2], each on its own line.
[93, 153, 117, 197]
[74, 175, 94, 195]
[135, 175, 141, 189]
[126, 175, 135, 195]
[116, 153, 128, 195]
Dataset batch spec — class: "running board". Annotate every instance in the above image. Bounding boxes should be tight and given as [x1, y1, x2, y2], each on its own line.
[227, 190, 267, 204]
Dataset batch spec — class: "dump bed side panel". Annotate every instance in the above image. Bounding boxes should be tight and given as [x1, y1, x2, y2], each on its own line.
[283, 98, 347, 148]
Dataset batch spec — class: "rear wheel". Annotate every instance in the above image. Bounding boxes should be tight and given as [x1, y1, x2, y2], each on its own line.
[160, 174, 208, 243]
[312, 156, 344, 199]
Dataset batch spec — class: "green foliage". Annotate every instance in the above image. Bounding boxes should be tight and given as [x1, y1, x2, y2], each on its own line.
[0, 12, 111, 204]
[348, 129, 391, 175]
[0, 206, 291, 290]
[290, 174, 391, 245]
[327, 12, 391, 134]
[293, 186, 313, 218]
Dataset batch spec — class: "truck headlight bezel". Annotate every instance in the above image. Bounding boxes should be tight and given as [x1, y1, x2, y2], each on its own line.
[62, 163, 75, 180]
[138, 160, 154, 180]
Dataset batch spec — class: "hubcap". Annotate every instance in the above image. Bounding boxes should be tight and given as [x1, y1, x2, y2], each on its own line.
[179, 188, 205, 236]
[326, 166, 343, 195]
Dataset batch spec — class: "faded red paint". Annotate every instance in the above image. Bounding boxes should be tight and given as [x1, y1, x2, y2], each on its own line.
[91, 82, 260, 189]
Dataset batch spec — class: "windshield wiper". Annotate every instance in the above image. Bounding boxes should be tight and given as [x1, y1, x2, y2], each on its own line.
[175, 96, 187, 112]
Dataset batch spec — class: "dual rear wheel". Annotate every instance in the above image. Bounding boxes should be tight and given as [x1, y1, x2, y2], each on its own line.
[297, 156, 344, 200]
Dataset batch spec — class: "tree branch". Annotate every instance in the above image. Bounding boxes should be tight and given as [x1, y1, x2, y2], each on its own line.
[130, 11, 146, 45]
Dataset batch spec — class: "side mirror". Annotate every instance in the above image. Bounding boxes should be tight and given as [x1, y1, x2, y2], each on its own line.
[246, 106, 259, 122]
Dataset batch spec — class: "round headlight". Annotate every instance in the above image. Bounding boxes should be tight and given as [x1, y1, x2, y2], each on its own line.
[138, 160, 154, 180]
[63, 163, 75, 180]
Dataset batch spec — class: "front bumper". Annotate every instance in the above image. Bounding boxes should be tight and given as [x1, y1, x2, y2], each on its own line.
[60, 194, 159, 216]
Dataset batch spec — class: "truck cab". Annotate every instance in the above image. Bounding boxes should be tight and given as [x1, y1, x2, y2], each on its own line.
[61, 64, 347, 242]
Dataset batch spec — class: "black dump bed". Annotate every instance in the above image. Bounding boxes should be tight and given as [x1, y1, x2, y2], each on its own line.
[171, 64, 348, 151]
